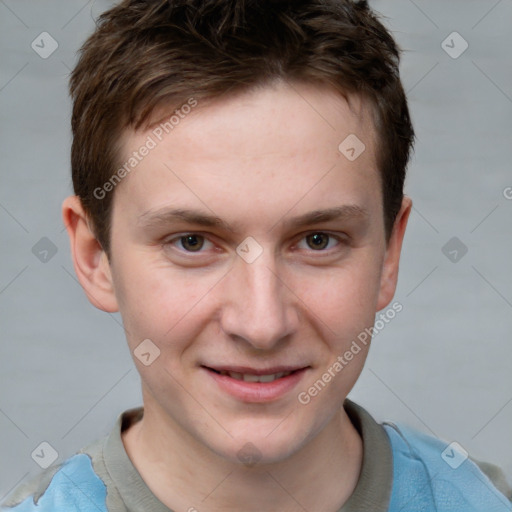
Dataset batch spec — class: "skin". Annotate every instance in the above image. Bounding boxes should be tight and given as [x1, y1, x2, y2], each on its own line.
[63, 80, 411, 512]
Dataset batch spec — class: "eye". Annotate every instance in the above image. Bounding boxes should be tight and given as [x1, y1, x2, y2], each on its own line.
[179, 234, 205, 252]
[166, 233, 215, 253]
[296, 232, 343, 252]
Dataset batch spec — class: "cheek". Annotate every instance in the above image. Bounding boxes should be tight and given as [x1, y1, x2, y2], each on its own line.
[296, 256, 382, 337]
[113, 256, 221, 349]
[295, 263, 381, 403]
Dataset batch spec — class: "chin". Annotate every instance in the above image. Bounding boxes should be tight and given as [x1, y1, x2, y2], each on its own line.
[205, 419, 313, 468]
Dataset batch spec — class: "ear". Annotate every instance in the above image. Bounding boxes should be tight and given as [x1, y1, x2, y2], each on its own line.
[62, 195, 119, 313]
[376, 196, 412, 311]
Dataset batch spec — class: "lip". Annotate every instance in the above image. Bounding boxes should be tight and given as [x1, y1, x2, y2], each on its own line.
[201, 365, 309, 403]
[204, 365, 305, 375]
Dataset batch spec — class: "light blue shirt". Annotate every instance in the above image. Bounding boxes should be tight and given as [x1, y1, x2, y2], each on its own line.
[3, 404, 510, 511]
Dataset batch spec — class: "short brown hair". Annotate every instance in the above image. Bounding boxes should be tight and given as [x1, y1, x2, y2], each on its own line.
[70, 0, 414, 256]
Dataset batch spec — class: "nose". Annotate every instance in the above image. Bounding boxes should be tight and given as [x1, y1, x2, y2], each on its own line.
[219, 250, 299, 351]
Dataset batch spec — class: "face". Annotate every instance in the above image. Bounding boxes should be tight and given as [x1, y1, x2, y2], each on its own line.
[80, 81, 408, 464]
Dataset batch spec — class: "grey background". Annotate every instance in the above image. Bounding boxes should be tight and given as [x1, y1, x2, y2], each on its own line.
[1, 0, 511, 500]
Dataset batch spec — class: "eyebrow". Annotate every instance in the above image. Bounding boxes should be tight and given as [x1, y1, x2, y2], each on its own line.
[138, 207, 234, 231]
[137, 205, 369, 233]
[274, 205, 369, 232]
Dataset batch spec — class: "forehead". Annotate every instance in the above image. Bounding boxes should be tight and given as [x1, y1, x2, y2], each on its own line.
[112, 81, 381, 230]
[143, 81, 376, 161]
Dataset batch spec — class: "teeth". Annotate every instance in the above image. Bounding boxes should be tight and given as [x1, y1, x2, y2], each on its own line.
[243, 373, 261, 382]
[258, 373, 279, 383]
[220, 370, 292, 382]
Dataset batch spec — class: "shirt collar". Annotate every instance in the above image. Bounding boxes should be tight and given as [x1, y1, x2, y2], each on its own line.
[102, 399, 393, 512]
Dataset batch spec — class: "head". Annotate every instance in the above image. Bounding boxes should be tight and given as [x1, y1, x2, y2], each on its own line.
[64, 0, 414, 465]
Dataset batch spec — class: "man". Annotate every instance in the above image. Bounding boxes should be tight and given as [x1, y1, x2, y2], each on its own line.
[2, 0, 511, 510]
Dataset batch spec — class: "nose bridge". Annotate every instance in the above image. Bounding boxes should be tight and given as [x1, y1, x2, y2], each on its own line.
[220, 250, 296, 349]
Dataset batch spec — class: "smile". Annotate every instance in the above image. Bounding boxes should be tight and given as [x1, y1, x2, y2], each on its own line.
[210, 369, 295, 383]
[202, 366, 309, 402]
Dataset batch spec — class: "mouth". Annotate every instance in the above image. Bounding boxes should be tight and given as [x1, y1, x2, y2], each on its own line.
[205, 367, 302, 383]
[201, 364, 309, 402]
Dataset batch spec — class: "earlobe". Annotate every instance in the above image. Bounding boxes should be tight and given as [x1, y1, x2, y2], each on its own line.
[62, 195, 119, 313]
[376, 196, 412, 311]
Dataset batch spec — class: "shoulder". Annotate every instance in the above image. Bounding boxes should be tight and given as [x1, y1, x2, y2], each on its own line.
[383, 421, 512, 512]
[1, 441, 108, 512]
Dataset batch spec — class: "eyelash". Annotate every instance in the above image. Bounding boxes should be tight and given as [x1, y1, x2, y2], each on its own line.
[295, 233, 345, 252]
[165, 233, 216, 254]
[163, 231, 346, 256]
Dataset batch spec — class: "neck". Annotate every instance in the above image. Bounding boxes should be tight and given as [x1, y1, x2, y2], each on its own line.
[122, 399, 362, 512]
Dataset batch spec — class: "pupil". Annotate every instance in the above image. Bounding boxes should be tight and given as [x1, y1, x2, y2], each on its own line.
[182, 235, 203, 251]
[309, 233, 328, 250]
